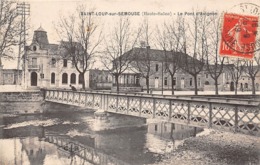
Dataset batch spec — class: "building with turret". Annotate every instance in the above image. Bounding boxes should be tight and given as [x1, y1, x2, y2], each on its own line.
[24, 26, 90, 90]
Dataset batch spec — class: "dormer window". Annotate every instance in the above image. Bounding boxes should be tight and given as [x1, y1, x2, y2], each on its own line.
[33, 46, 37, 51]
[51, 58, 56, 67]
[63, 59, 67, 67]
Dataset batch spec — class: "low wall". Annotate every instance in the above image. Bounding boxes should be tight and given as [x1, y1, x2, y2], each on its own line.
[0, 91, 44, 114]
[0, 91, 43, 102]
[111, 86, 142, 92]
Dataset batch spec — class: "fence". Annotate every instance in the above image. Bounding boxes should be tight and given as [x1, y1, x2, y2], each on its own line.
[45, 90, 260, 136]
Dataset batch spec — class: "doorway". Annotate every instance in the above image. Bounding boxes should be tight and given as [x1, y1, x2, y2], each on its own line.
[230, 82, 234, 91]
[181, 78, 185, 89]
[154, 77, 159, 88]
[31, 72, 37, 86]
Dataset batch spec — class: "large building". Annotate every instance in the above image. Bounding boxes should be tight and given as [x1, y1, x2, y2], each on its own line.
[24, 27, 89, 90]
[111, 47, 260, 93]
[111, 47, 205, 92]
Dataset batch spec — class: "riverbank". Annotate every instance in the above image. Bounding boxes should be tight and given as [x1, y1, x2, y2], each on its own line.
[155, 129, 260, 165]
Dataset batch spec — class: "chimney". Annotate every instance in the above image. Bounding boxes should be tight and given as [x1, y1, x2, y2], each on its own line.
[140, 41, 146, 48]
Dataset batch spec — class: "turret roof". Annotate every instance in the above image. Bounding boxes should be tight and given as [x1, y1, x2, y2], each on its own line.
[35, 26, 46, 32]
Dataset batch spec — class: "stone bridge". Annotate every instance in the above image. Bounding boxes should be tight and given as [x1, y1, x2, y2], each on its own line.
[44, 90, 260, 136]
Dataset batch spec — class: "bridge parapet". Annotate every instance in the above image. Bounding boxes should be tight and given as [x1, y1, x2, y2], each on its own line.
[44, 90, 260, 136]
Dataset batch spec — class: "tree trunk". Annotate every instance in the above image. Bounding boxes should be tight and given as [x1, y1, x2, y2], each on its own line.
[193, 74, 198, 95]
[82, 73, 85, 90]
[146, 77, 150, 94]
[251, 77, 256, 95]
[235, 81, 238, 95]
[115, 75, 119, 93]
[214, 78, 219, 95]
[171, 76, 175, 96]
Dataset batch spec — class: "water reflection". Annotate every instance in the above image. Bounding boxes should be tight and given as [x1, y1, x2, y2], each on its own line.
[0, 109, 202, 165]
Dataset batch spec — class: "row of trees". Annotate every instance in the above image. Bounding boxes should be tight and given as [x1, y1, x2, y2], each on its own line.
[48, 5, 260, 95]
[1, 2, 259, 95]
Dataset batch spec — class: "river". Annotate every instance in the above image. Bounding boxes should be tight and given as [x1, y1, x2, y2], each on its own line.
[0, 102, 202, 165]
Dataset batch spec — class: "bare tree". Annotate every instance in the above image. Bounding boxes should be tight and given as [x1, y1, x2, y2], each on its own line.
[245, 52, 260, 95]
[156, 16, 184, 95]
[133, 19, 155, 93]
[55, 5, 102, 90]
[205, 14, 226, 95]
[100, 17, 140, 92]
[0, 0, 20, 65]
[227, 59, 246, 95]
[181, 10, 208, 95]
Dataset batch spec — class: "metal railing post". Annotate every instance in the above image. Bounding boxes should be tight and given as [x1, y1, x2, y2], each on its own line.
[85, 93, 87, 108]
[235, 105, 238, 133]
[169, 99, 172, 121]
[127, 96, 129, 114]
[73, 91, 75, 104]
[187, 101, 190, 124]
[139, 97, 142, 117]
[209, 102, 212, 128]
[78, 92, 81, 106]
[92, 93, 95, 108]
[116, 95, 119, 112]
[101, 93, 103, 109]
[67, 91, 69, 103]
[153, 97, 156, 118]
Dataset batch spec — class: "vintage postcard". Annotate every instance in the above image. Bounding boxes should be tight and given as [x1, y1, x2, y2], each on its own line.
[0, 0, 259, 165]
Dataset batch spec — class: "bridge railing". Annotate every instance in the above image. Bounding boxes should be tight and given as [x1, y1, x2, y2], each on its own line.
[45, 90, 260, 136]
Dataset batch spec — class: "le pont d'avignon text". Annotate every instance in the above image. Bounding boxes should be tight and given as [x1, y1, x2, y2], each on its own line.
[177, 11, 218, 16]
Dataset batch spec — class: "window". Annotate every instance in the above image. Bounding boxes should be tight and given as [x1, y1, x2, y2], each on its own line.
[173, 77, 176, 86]
[155, 64, 159, 72]
[70, 73, 76, 84]
[190, 78, 192, 86]
[205, 81, 210, 85]
[51, 73, 55, 84]
[245, 83, 248, 89]
[155, 124, 158, 131]
[198, 78, 201, 86]
[126, 75, 129, 84]
[135, 75, 140, 85]
[32, 58, 37, 66]
[206, 74, 208, 78]
[79, 73, 84, 84]
[51, 58, 56, 67]
[164, 77, 168, 86]
[63, 59, 67, 67]
[33, 46, 37, 51]
[62, 73, 68, 84]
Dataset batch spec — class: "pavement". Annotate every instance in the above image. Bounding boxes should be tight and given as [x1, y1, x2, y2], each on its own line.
[145, 90, 260, 96]
[0, 85, 259, 96]
[0, 85, 38, 92]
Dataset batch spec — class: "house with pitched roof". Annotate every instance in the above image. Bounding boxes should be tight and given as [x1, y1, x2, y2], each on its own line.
[111, 47, 205, 92]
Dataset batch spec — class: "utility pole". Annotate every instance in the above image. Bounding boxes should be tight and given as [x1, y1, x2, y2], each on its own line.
[162, 61, 164, 95]
[17, 2, 30, 88]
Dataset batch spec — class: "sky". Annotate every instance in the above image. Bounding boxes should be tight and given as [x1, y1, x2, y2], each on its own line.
[3, 0, 260, 69]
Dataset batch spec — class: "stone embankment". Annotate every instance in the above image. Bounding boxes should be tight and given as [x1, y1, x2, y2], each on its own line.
[0, 91, 44, 114]
[155, 129, 260, 165]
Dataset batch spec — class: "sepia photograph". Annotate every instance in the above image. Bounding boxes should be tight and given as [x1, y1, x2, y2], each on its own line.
[0, 0, 260, 164]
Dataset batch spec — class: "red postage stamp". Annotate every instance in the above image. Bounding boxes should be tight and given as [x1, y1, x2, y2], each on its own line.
[219, 13, 258, 59]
